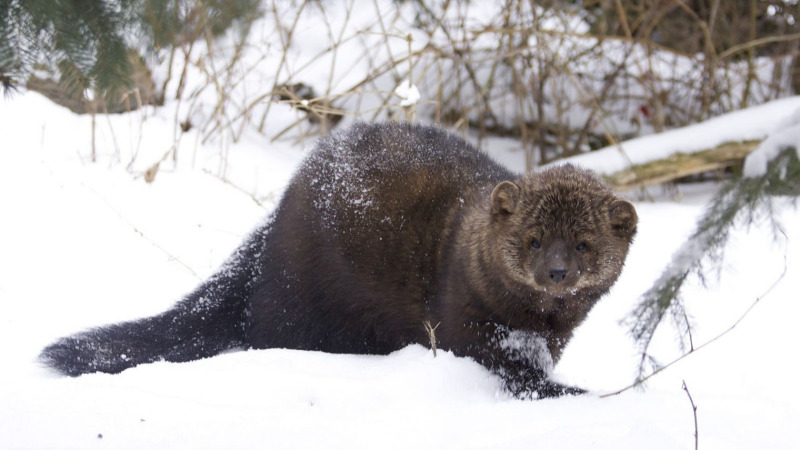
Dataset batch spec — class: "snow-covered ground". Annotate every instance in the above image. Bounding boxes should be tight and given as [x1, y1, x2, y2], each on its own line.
[1, 90, 799, 449]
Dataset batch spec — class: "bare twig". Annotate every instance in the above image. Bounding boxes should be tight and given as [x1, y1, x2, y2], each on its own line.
[200, 168, 272, 210]
[424, 321, 441, 357]
[164, 1, 798, 167]
[682, 380, 699, 450]
[718, 32, 800, 61]
[79, 182, 201, 281]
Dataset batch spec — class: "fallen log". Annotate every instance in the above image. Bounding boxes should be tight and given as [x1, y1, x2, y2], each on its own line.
[606, 140, 761, 191]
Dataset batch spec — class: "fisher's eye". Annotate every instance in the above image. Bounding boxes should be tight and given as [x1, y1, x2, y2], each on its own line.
[576, 242, 588, 252]
[531, 239, 541, 249]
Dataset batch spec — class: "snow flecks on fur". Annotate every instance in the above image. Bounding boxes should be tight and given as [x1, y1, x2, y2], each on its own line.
[308, 145, 376, 228]
[302, 122, 511, 233]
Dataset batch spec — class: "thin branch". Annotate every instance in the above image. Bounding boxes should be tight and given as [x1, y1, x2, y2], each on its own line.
[718, 32, 800, 60]
[682, 380, 699, 450]
[79, 182, 202, 281]
[424, 321, 441, 357]
[602, 253, 788, 398]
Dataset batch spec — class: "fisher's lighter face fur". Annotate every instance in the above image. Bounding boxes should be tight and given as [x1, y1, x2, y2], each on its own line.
[489, 164, 637, 308]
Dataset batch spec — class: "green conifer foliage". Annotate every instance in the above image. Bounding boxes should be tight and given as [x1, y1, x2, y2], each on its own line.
[0, 0, 261, 100]
[1, 0, 137, 99]
[626, 147, 800, 381]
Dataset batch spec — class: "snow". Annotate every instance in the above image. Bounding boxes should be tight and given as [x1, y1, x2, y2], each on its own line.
[3, 2, 800, 444]
[394, 79, 420, 107]
[555, 96, 800, 175]
[2, 87, 799, 449]
[743, 106, 800, 177]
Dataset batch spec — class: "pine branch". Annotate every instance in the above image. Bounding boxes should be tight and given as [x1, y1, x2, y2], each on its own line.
[624, 147, 800, 382]
[1, 0, 135, 97]
[1, 0, 261, 98]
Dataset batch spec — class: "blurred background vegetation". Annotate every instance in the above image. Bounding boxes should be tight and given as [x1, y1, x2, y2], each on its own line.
[2, 0, 799, 166]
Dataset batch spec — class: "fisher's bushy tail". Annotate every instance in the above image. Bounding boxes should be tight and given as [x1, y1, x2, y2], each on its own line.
[40, 224, 269, 376]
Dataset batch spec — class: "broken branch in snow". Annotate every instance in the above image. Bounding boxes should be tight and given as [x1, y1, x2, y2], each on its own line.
[424, 320, 441, 357]
[606, 140, 761, 191]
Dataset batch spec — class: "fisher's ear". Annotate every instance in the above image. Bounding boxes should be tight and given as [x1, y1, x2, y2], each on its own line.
[609, 199, 638, 240]
[491, 181, 521, 215]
